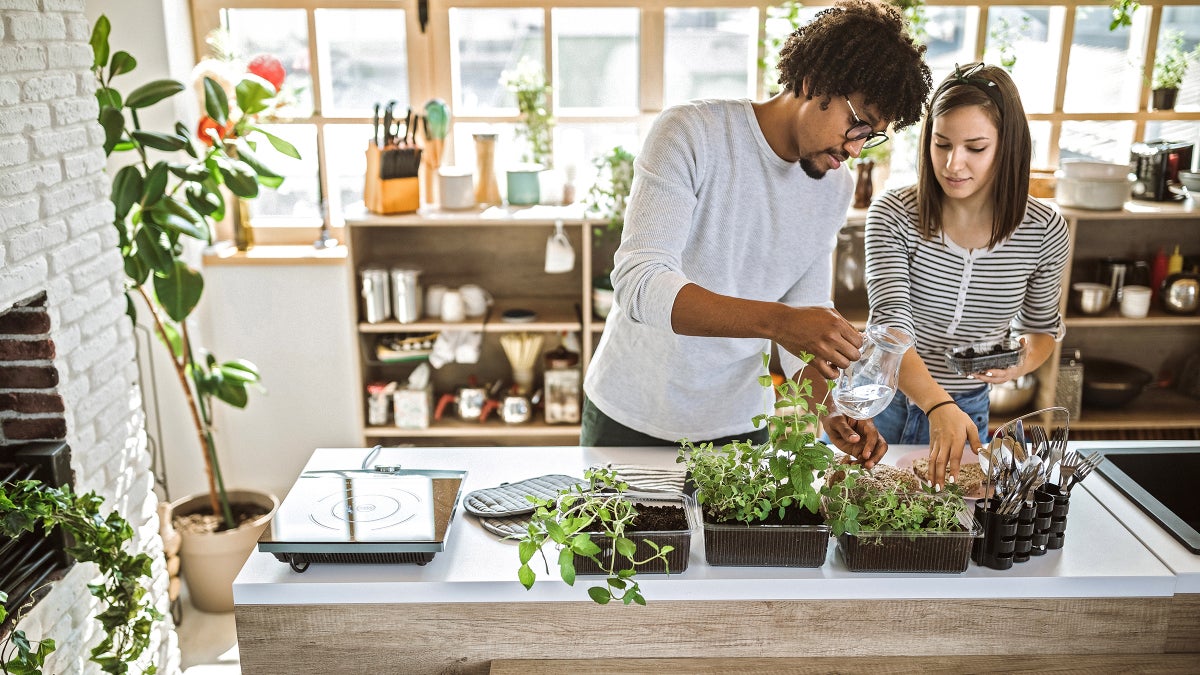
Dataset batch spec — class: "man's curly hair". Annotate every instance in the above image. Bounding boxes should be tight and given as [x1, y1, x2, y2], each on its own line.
[776, 0, 931, 131]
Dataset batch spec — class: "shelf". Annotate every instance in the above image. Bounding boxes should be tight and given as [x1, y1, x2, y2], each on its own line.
[359, 298, 582, 333]
[1066, 307, 1200, 327]
[364, 419, 580, 438]
[344, 203, 590, 227]
[1059, 198, 1197, 220]
[1072, 387, 1200, 430]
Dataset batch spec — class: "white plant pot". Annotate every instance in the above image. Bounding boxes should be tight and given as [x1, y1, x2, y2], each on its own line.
[170, 489, 279, 613]
[592, 287, 614, 319]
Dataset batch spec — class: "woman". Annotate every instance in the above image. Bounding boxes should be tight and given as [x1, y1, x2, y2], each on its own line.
[864, 63, 1069, 490]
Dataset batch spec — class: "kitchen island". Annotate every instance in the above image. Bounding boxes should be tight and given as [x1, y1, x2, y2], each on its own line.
[233, 444, 1199, 674]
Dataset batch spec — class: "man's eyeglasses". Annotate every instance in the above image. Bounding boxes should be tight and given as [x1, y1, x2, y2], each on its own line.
[844, 97, 889, 149]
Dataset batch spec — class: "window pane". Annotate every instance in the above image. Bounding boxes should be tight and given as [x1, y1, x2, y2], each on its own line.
[557, 123, 642, 193]
[664, 8, 757, 107]
[1063, 6, 1141, 113]
[243, 124, 321, 226]
[553, 8, 639, 111]
[984, 6, 1063, 114]
[1029, 120, 1052, 170]
[1158, 6, 1200, 111]
[224, 9, 312, 116]
[451, 8, 544, 111]
[316, 9, 408, 117]
[1060, 120, 1135, 164]
[325, 124, 371, 217]
[763, 6, 822, 94]
[923, 6, 978, 86]
[1143, 121, 1199, 170]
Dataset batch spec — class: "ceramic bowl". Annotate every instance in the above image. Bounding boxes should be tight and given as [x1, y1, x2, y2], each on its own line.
[1180, 171, 1200, 193]
[1054, 173, 1134, 210]
[1059, 160, 1131, 181]
[1073, 282, 1113, 315]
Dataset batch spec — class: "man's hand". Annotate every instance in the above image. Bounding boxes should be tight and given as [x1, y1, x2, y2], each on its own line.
[779, 307, 863, 380]
[823, 414, 888, 469]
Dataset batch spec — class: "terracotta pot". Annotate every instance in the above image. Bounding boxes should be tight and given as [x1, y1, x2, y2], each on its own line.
[170, 489, 279, 613]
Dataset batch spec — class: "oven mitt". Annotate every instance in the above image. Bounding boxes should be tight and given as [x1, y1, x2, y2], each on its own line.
[595, 463, 688, 494]
[463, 473, 582, 518]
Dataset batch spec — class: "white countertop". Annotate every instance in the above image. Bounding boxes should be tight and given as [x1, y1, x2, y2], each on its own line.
[234, 443, 1180, 606]
[1076, 440, 1200, 594]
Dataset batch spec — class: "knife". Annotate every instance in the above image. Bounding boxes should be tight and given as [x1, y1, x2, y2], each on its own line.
[372, 102, 380, 146]
[382, 100, 397, 147]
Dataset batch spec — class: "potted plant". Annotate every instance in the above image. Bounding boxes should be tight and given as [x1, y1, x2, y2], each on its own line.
[679, 353, 863, 567]
[501, 57, 553, 167]
[584, 146, 635, 317]
[517, 468, 692, 606]
[1151, 30, 1198, 111]
[91, 16, 297, 612]
[0, 479, 159, 673]
[824, 471, 980, 573]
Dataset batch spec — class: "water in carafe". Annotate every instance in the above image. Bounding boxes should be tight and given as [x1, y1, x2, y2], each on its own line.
[833, 324, 915, 420]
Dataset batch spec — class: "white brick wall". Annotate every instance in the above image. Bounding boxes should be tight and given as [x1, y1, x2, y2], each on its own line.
[0, 1, 179, 673]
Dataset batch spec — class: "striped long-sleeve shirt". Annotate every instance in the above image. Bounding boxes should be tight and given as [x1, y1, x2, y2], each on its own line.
[864, 185, 1070, 392]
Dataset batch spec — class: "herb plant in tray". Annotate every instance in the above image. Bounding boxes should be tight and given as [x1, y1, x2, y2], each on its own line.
[678, 353, 863, 567]
[517, 468, 692, 606]
[824, 469, 980, 573]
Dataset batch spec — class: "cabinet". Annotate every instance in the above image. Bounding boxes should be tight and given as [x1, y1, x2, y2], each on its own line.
[344, 205, 606, 446]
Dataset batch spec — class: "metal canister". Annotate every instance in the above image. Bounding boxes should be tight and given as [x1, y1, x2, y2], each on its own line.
[390, 268, 423, 324]
[360, 267, 391, 323]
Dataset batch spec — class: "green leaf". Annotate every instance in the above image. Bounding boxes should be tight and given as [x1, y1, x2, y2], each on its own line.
[220, 359, 260, 383]
[255, 127, 301, 160]
[109, 50, 136, 76]
[123, 248, 149, 285]
[518, 564, 535, 590]
[95, 86, 121, 109]
[99, 106, 125, 155]
[587, 587, 611, 604]
[169, 162, 211, 183]
[203, 76, 229, 125]
[151, 195, 209, 241]
[235, 76, 275, 116]
[124, 79, 185, 109]
[131, 130, 187, 152]
[557, 548, 576, 586]
[518, 540, 537, 565]
[90, 15, 110, 70]
[110, 165, 143, 220]
[153, 259, 203, 322]
[232, 141, 284, 188]
[141, 162, 169, 207]
[215, 379, 249, 408]
[614, 536, 636, 559]
[217, 158, 260, 198]
[185, 184, 221, 216]
[133, 223, 173, 274]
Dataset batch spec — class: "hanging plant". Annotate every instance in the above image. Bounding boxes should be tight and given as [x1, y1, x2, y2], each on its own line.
[1, 480, 160, 675]
[1108, 0, 1139, 31]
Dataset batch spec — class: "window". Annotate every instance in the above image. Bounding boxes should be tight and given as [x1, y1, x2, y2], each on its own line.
[190, 1, 1200, 243]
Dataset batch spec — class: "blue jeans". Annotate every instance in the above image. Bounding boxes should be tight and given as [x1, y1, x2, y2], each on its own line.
[873, 384, 990, 445]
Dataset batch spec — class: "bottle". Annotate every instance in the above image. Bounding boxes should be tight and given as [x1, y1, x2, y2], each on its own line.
[1151, 246, 1169, 300]
[1167, 244, 1184, 275]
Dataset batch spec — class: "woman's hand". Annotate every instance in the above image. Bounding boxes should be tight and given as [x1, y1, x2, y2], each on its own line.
[970, 337, 1027, 384]
[823, 414, 888, 469]
[926, 403, 982, 490]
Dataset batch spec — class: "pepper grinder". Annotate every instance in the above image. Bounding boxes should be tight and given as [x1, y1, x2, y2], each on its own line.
[473, 133, 502, 206]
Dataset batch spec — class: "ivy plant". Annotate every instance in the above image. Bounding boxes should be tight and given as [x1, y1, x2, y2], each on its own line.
[0, 480, 160, 675]
[679, 352, 863, 536]
[517, 468, 677, 606]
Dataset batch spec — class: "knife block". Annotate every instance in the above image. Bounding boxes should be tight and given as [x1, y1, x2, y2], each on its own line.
[365, 143, 420, 214]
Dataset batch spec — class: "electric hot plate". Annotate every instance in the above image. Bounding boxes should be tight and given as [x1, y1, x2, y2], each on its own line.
[258, 468, 468, 572]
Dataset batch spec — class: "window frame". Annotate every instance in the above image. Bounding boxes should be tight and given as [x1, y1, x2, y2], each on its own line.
[190, 0, 1200, 244]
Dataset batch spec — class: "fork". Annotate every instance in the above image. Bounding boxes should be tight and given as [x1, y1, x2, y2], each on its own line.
[1062, 452, 1103, 494]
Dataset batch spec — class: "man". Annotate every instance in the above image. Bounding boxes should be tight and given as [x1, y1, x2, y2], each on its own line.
[581, 0, 931, 466]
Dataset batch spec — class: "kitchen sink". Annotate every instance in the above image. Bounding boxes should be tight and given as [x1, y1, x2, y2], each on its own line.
[1092, 445, 1200, 554]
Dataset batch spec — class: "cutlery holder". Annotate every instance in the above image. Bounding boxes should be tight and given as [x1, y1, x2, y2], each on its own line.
[1013, 501, 1036, 562]
[1035, 484, 1070, 550]
[1030, 492, 1055, 555]
[971, 500, 1017, 570]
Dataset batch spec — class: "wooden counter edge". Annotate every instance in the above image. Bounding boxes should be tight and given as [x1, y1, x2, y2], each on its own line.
[201, 244, 347, 267]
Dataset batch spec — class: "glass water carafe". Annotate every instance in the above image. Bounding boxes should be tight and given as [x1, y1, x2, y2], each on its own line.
[833, 323, 915, 419]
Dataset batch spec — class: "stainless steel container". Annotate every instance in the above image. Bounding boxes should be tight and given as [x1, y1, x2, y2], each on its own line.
[390, 268, 423, 324]
[360, 267, 391, 323]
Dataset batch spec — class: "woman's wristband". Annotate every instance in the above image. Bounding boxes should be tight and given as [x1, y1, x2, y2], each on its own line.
[925, 400, 957, 416]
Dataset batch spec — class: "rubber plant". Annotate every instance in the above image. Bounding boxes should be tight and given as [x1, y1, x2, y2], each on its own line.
[0, 480, 160, 675]
[90, 15, 299, 529]
[679, 352, 864, 536]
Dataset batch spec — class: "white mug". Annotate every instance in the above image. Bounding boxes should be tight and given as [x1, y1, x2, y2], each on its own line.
[440, 289, 466, 322]
[424, 284, 448, 318]
[1119, 285, 1152, 318]
[545, 219, 575, 274]
[459, 284, 493, 317]
[438, 167, 476, 210]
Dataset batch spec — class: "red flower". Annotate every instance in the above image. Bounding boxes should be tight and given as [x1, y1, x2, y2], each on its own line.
[196, 115, 234, 146]
[247, 54, 286, 93]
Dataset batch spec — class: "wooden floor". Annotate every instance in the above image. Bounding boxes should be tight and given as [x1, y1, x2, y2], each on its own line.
[490, 654, 1200, 674]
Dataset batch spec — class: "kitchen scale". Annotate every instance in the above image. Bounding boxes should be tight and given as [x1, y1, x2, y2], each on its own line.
[258, 466, 468, 572]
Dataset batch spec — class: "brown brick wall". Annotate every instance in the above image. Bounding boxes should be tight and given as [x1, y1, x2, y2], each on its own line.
[0, 293, 66, 444]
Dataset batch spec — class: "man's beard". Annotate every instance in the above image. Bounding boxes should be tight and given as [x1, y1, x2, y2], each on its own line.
[799, 149, 847, 180]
